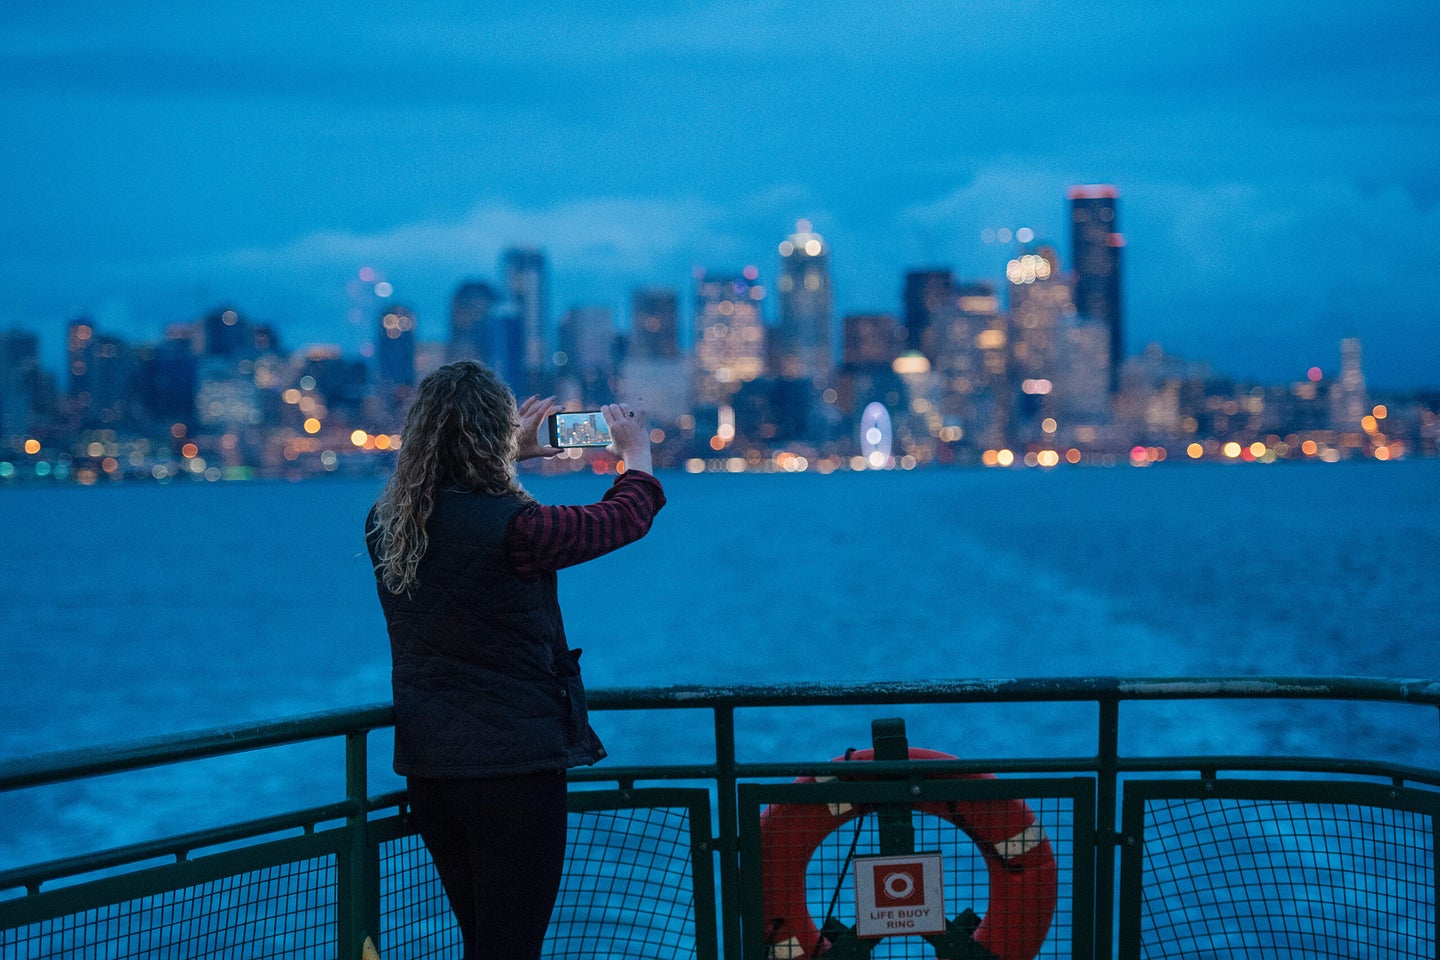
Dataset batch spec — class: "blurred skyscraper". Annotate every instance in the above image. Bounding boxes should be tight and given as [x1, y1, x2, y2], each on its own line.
[200, 306, 251, 358]
[620, 288, 689, 425]
[693, 271, 765, 408]
[629, 287, 679, 360]
[501, 248, 549, 392]
[0, 330, 40, 439]
[66, 317, 135, 426]
[448, 280, 496, 364]
[1330, 337, 1368, 431]
[376, 305, 417, 388]
[1069, 185, 1124, 392]
[836, 312, 907, 434]
[775, 220, 833, 385]
[556, 304, 617, 404]
[843, 313, 905, 368]
[135, 338, 197, 425]
[931, 280, 1008, 448]
[1007, 243, 1110, 442]
[903, 268, 954, 358]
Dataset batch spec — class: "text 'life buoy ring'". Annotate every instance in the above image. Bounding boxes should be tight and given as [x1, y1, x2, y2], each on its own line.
[759, 747, 1058, 960]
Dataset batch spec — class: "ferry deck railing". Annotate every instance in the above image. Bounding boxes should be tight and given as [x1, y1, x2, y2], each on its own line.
[1, 676, 1438, 959]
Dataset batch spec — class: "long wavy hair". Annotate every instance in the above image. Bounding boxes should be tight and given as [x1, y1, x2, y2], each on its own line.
[370, 361, 532, 595]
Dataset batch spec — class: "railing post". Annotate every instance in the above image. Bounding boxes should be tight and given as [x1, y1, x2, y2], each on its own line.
[337, 730, 380, 960]
[714, 704, 742, 960]
[871, 718, 914, 856]
[1094, 696, 1120, 959]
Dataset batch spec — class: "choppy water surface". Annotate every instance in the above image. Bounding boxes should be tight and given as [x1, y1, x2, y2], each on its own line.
[1, 461, 1437, 867]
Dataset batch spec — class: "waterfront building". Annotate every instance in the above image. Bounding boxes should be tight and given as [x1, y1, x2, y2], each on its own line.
[1013, 246, 1111, 446]
[0, 330, 41, 440]
[134, 339, 198, 427]
[930, 280, 1008, 450]
[618, 289, 689, 432]
[375, 305, 417, 388]
[693, 270, 766, 408]
[902, 268, 954, 358]
[1330, 337, 1368, 433]
[1115, 344, 1213, 447]
[501, 247, 550, 392]
[1069, 185, 1124, 392]
[835, 313, 908, 441]
[629, 287, 680, 360]
[200, 306, 252, 359]
[775, 220, 834, 386]
[556, 304, 618, 405]
[195, 357, 266, 432]
[297, 347, 368, 422]
[842, 313, 906, 369]
[66, 318, 136, 427]
[448, 280, 496, 364]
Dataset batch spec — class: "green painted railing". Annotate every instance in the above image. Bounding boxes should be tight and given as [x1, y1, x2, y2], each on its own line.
[2, 677, 1438, 959]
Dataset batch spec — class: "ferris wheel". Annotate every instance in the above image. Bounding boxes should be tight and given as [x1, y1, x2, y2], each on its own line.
[858, 402, 893, 468]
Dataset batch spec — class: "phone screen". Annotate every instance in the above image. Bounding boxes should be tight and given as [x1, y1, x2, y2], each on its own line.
[548, 411, 613, 448]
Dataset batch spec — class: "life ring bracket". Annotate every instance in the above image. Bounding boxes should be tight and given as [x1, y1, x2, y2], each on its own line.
[755, 718, 1059, 960]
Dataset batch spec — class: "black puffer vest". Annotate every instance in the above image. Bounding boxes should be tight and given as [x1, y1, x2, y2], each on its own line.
[367, 490, 605, 778]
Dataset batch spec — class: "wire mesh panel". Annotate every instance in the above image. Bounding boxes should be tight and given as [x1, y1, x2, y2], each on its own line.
[1120, 780, 1438, 959]
[379, 830, 457, 960]
[740, 778, 1092, 960]
[550, 803, 703, 959]
[0, 855, 336, 960]
[378, 789, 712, 960]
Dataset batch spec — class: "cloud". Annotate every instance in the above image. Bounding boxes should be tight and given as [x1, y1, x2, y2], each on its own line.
[1120, 175, 1440, 385]
[210, 194, 731, 279]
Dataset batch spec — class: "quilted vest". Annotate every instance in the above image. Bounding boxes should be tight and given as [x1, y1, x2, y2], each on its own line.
[366, 490, 605, 778]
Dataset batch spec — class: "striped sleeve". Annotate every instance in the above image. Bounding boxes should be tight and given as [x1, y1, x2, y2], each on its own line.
[505, 471, 666, 577]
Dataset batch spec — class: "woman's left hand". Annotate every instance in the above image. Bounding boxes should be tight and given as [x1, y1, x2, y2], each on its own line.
[515, 395, 562, 460]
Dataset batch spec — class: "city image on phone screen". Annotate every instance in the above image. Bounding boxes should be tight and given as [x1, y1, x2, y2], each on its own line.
[548, 411, 613, 448]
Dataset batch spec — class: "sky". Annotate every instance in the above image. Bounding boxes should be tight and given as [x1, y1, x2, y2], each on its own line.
[2, 1, 1438, 389]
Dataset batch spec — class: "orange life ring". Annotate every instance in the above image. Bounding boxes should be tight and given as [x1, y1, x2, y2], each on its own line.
[759, 747, 1058, 960]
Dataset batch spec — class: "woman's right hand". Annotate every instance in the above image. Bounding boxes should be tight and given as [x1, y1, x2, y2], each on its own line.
[602, 403, 653, 476]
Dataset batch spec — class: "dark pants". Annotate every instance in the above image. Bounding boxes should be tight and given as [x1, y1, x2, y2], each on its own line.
[407, 771, 568, 960]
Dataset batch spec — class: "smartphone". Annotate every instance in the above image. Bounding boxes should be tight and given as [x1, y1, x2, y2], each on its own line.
[547, 410, 613, 448]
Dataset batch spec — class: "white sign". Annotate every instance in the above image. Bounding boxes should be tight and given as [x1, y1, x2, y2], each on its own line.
[853, 852, 946, 937]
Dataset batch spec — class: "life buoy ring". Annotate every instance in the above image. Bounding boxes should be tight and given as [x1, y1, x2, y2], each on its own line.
[759, 747, 1058, 960]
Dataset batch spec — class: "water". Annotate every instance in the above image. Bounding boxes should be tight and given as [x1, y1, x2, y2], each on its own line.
[1, 461, 1438, 870]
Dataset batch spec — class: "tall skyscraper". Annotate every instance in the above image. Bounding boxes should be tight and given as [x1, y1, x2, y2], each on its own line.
[620, 288, 688, 427]
[200, 306, 252, 358]
[1006, 243, 1105, 436]
[903, 268, 954, 358]
[376, 305, 417, 387]
[449, 280, 496, 364]
[1330, 337, 1368, 432]
[1069, 185, 1124, 391]
[501, 248, 549, 390]
[135, 338, 197, 425]
[556, 304, 617, 405]
[67, 318, 134, 426]
[776, 220, 834, 384]
[629, 288, 679, 360]
[693, 270, 765, 407]
[836, 313, 907, 433]
[842, 313, 905, 368]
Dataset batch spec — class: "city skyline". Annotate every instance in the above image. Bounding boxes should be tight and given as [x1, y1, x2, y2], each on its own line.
[2, 2, 1438, 390]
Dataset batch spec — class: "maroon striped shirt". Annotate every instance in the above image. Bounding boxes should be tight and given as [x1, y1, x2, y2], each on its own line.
[504, 470, 666, 577]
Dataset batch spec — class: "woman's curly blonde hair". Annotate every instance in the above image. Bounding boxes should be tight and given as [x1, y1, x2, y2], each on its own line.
[370, 361, 533, 594]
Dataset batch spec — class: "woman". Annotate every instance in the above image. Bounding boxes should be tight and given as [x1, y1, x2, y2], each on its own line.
[365, 360, 664, 960]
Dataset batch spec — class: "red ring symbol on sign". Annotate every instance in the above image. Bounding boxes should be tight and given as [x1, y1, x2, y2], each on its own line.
[758, 747, 1059, 960]
[883, 871, 914, 901]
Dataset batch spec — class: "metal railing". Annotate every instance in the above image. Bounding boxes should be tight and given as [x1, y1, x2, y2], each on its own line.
[2, 676, 1438, 959]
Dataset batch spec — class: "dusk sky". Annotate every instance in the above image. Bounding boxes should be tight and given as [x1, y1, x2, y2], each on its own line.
[3, 1, 1437, 389]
